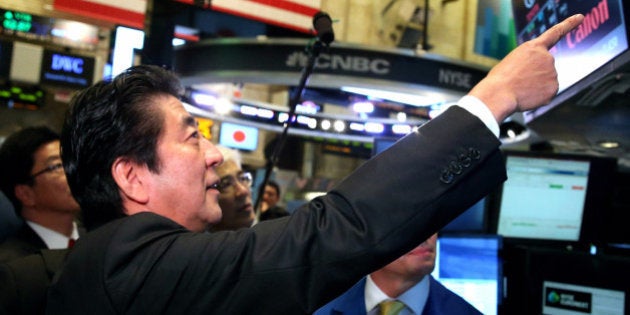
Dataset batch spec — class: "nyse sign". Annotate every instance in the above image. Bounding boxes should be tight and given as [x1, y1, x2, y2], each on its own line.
[40, 50, 94, 89]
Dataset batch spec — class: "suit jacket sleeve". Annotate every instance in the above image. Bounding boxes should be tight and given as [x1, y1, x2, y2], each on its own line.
[47, 106, 506, 314]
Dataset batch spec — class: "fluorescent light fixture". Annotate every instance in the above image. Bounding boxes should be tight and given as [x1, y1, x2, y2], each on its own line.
[349, 122, 365, 131]
[192, 92, 217, 107]
[257, 108, 274, 119]
[172, 38, 186, 46]
[321, 119, 331, 130]
[341, 86, 443, 107]
[296, 101, 319, 114]
[333, 120, 346, 132]
[215, 98, 233, 115]
[240, 105, 258, 116]
[364, 122, 384, 133]
[278, 113, 289, 123]
[352, 101, 374, 113]
[392, 124, 412, 134]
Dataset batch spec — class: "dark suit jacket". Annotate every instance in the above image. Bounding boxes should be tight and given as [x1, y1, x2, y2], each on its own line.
[0, 224, 47, 263]
[47, 107, 506, 314]
[314, 276, 482, 315]
[259, 205, 290, 221]
[0, 222, 85, 263]
[0, 249, 69, 315]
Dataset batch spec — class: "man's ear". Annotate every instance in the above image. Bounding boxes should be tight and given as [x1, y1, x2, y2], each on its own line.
[14, 184, 35, 207]
[111, 157, 149, 204]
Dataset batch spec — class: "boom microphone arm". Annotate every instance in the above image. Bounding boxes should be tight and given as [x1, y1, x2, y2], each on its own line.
[253, 12, 335, 219]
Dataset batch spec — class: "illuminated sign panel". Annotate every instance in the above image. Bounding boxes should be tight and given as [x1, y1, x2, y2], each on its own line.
[40, 50, 95, 88]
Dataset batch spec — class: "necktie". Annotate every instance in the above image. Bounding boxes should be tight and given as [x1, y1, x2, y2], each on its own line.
[379, 300, 405, 315]
[67, 238, 76, 248]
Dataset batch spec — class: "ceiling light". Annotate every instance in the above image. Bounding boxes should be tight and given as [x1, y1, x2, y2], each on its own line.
[341, 86, 443, 107]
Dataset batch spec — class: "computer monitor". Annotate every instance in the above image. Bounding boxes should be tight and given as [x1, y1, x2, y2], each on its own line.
[511, 0, 630, 121]
[490, 150, 617, 246]
[219, 122, 259, 151]
[440, 197, 488, 233]
[431, 234, 503, 315]
[503, 246, 629, 314]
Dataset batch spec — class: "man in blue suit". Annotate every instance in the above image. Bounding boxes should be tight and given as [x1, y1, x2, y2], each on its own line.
[315, 233, 481, 315]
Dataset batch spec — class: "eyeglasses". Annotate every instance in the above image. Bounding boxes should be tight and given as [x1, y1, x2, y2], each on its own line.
[30, 162, 64, 179]
[218, 172, 253, 193]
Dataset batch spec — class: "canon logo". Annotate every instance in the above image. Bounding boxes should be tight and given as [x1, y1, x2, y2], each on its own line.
[566, 0, 610, 48]
[51, 54, 84, 74]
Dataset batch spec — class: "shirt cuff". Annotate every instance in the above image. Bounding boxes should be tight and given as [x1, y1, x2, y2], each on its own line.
[456, 95, 500, 138]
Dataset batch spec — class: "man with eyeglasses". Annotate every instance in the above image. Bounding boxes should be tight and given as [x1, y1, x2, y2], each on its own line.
[0, 126, 81, 263]
[210, 145, 256, 231]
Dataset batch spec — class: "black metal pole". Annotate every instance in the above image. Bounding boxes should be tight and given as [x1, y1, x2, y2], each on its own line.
[253, 40, 325, 219]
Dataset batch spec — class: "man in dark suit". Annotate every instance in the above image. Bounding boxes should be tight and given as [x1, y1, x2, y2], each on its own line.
[0, 249, 69, 314]
[314, 234, 481, 315]
[0, 127, 82, 263]
[46, 15, 583, 314]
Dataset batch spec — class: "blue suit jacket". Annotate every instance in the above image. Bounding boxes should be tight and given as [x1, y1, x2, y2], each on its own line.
[315, 276, 483, 315]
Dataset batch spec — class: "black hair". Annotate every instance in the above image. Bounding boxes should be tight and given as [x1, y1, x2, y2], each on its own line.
[61, 65, 183, 230]
[0, 126, 60, 215]
[267, 180, 281, 197]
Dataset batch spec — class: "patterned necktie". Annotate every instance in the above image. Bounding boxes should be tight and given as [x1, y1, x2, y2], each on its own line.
[379, 300, 405, 315]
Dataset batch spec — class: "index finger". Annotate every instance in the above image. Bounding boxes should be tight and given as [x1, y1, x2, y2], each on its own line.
[536, 14, 585, 49]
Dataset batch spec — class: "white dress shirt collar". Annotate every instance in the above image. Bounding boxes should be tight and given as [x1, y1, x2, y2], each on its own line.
[26, 220, 79, 249]
[365, 274, 430, 315]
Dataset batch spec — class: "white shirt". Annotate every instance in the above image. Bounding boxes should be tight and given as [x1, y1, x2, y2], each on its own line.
[456, 95, 501, 138]
[365, 275, 430, 315]
[27, 220, 80, 249]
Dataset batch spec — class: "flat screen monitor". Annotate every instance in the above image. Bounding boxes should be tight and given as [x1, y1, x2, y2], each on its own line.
[219, 122, 259, 151]
[491, 150, 617, 245]
[503, 246, 629, 314]
[431, 234, 502, 315]
[510, 0, 630, 121]
[440, 197, 488, 233]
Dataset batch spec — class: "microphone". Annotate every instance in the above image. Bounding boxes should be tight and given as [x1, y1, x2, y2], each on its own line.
[313, 11, 335, 45]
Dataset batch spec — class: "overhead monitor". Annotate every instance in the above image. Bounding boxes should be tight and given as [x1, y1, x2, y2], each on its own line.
[490, 150, 617, 245]
[432, 234, 503, 315]
[219, 122, 259, 151]
[511, 0, 630, 121]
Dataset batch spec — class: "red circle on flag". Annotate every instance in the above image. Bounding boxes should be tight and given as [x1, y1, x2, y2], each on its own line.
[233, 130, 246, 143]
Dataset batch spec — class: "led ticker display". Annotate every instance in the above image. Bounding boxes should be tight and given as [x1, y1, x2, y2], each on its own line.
[0, 9, 100, 50]
[0, 84, 45, 110]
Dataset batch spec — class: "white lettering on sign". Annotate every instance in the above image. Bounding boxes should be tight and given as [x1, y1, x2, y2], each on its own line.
[316, 54, 390, 74]
[51, 54, 84, 74]
[438, 69, 472, 89]
[285, 51, 390, 75]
